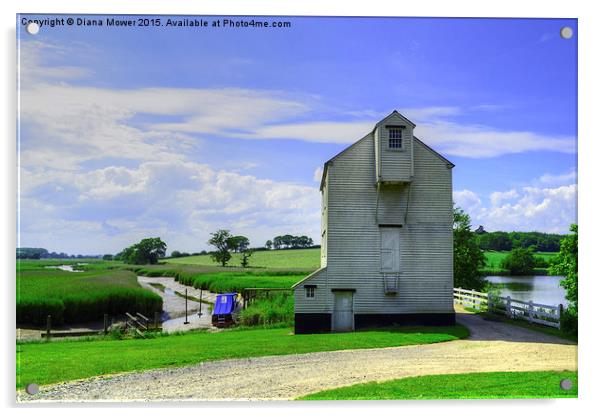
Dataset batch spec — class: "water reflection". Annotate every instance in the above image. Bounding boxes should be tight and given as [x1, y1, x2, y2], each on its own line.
[485, 275, 568, 307]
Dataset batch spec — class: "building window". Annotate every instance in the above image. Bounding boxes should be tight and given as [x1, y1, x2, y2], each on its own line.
[388, 128, 403, 149]
[305, 286, 315, 298]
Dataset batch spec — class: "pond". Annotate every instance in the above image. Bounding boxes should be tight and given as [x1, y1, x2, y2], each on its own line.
[485, 275, 568, 307]
[44, 264, 83, 272]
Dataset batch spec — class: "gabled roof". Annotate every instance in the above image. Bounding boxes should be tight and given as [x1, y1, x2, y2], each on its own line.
[319, 111, 454, 190]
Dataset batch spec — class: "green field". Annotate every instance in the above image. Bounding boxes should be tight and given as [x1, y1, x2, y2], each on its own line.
[16, 324, 469, 388]
[299, 371, 577, 400]
[166, 249, 558, 276]
[17, 260, 162, 325]
[166, 248, 321, 269]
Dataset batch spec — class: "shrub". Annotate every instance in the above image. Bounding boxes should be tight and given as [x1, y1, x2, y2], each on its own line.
[560, 306, 578, 336]
[500, 248, 536, 275]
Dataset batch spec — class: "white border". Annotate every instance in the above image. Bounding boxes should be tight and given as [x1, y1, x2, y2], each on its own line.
[3, 0, 601, 414]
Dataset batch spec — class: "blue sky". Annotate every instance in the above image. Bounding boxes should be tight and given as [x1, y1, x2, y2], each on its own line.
[17, 15, 577, 254]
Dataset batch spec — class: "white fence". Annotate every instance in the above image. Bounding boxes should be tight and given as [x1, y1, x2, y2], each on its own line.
[453, 287, 563, 329]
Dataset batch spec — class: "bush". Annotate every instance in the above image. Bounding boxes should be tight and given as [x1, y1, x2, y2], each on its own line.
[533, 256, 549, 268]
[500, 248, 536, 275]
[560, 306, 578, 336]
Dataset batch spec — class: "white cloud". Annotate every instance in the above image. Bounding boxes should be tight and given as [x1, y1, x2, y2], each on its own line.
[536, 170, 577, 186]
[415, 121, 575, 158]
[455, 185, 576, 233]
[490, 189, 519, 206]
[20, 158, 321, 253]
[453, 189, 482, 211]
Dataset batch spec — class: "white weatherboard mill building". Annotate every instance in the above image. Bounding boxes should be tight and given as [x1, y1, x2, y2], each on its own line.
[293, 111, 455, 334]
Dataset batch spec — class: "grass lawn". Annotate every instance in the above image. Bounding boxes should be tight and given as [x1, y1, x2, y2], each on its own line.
[299, 371, 577, 400]
[17, 260, 162, 325]
[165, 248, 321, 269]
[16, 324, 468, 388]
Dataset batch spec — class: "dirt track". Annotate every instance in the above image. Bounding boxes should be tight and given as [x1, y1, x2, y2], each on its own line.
[18, 311, 577, 402]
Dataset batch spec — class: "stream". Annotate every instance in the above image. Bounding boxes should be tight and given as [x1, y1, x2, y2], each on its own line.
[137, 276, 216, 333]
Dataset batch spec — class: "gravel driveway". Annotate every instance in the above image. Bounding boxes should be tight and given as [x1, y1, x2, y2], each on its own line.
[18, 311, 577, 402]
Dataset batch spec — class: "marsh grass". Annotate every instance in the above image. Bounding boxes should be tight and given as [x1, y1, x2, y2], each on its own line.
[131, 264, 305, 293]
[17, 262, 162, 326]
[238, 292, 294, 326]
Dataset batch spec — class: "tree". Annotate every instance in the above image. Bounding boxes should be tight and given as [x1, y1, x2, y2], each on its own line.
[208, 229, 233, 267]
[500, 247, 535, 275]
[273, 236, 282, 250]
[102, 254, 114, 261]
[550, 224, 578, 312]
[241, 249, 254, 268]
[265, 240, 273, 250]
[453, 206, 486, 290]
[119, 238, 167, 265]
[136, 238, 167, 264]
[171, 250, 182, 258]
[227, 235, 250, 253]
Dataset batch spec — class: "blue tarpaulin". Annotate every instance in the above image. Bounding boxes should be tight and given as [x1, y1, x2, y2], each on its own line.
[213, 293, 237, 315]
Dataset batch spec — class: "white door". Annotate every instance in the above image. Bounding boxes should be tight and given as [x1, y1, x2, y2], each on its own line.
[381, 227, 400, 272]
[332, 291, 354, 332]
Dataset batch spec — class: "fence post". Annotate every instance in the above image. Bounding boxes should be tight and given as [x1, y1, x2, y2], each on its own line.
[103, 314, 108, 335]
[506, 296, 512, 318]
[558, 303, 564, 330]
[487, 292, 493, 313]
[46, 314, 51, 339]
[154, 311, 160, 330]
[198, 289, 203, 317]
[528, 301, 534, 323]
[184, 288, 190, 324]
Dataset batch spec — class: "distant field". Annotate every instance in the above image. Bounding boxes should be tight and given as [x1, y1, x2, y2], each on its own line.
[17, 260, 162, 326]
[166, 248, 321, 269]
[483, 251, 558, 269]
[166, 248, 557, 274]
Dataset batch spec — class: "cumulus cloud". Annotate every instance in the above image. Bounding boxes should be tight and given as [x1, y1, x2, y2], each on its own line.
[20, 159, 321, 253]
[490, 189, 519, 206]
[454, 185, 576, 233]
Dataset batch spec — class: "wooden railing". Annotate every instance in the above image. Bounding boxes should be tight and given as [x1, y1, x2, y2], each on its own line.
[453, 287, 563, 329]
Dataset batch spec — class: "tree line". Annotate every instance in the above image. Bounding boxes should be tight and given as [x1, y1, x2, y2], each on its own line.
[16, 247, 100, 259]
[475, 229, 564, 252]
[265, 235, 315, 250]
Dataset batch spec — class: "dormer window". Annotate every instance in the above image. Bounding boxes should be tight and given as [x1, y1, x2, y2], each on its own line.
[388, 128, 403, 149]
